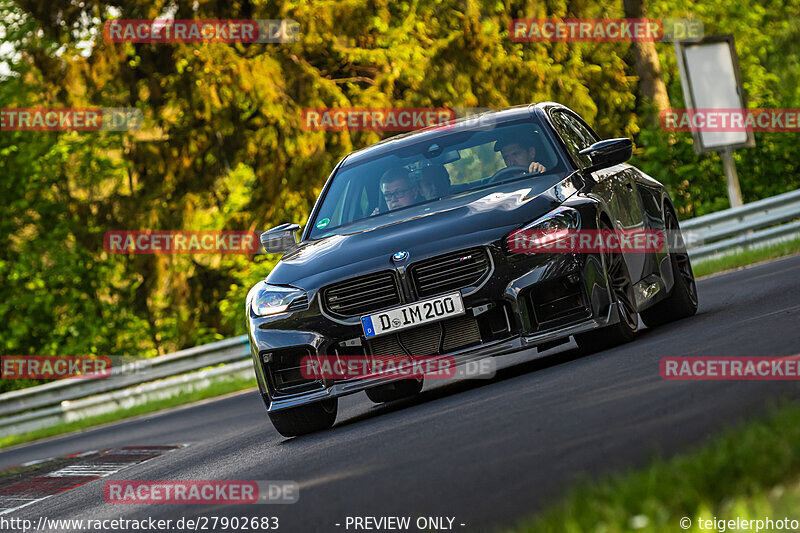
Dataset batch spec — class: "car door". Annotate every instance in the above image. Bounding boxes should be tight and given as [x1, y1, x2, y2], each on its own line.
[548, 108, 647, 284]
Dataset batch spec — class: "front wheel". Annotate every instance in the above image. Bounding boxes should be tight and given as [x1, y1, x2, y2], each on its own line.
[575, 221, 638, 354]
[268, 398, 338, 437]
[640, 209, 698, 327]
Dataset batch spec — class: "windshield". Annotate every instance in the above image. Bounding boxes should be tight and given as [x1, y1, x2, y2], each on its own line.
[307, 119, 568, 239]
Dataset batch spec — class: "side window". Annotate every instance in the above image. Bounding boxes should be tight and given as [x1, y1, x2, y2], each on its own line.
[550, 111, 598, 167]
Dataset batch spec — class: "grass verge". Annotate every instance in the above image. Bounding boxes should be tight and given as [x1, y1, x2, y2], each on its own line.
[508, 399, 800, 532]
[0, 375, 256, 450]
[692, 237, 800, 278]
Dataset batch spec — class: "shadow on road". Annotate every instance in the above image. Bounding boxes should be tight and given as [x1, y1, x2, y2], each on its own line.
[274, 323, 677, 443]
[331, 339, 634, 431]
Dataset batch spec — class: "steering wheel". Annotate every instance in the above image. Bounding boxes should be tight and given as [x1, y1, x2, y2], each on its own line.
[487, 166, 528, 184]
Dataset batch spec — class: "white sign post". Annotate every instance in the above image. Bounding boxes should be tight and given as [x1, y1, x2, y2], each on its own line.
[675, 35, 754, 207]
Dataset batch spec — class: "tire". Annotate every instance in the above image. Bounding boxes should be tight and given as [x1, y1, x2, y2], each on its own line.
[268, 398, 338, 437]
[365, 378, 424, 403]
[640, 209, 698, 327]
[575, 220, 638, 354]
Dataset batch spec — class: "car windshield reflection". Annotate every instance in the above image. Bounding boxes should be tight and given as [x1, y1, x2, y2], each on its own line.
[308, 119, 568, 239]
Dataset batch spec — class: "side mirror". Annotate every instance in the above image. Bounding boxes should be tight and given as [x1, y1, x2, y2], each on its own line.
[578, 138, 632, 172]
[260, 223, 301, 255]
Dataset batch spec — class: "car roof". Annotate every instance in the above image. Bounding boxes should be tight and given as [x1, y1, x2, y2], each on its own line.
[340, 102, 566, 167]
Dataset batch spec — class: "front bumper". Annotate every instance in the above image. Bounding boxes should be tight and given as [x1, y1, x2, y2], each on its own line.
[248, 243, 617, 413]
[260, 302, 622, 412]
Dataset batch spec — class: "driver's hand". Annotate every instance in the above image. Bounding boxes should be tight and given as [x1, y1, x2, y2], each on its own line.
[528, 161, 547, 174]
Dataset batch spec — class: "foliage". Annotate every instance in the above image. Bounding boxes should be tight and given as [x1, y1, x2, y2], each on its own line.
[635, 0, 800, 218]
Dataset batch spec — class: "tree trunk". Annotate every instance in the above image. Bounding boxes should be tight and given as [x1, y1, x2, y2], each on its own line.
[623, 0, 670, 121]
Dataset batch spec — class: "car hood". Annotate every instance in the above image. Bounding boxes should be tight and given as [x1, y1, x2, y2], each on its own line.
[266, 173, 583, 290]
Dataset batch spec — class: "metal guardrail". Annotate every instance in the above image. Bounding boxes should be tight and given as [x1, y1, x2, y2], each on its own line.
[0, 336, 252, 437]
[684, 188, 800, 261]
[0, 360, 255, 438]
[1, 188, 798, 439]
[0, 335, 249, 418]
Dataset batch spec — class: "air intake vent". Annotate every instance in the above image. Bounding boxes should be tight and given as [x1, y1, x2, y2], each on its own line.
[323, 271, 401, 318]
[287, 294, 309, 311]
[263, 347, 320, 394]
[398, 322, 443, 356]
[410, 248, 490, 298]
[367, 316, 482, 356]
[441, 315, 482, 352]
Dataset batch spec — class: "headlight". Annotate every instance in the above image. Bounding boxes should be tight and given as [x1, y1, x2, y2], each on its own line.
[508, 206, 581, 253]
[248, 282, 307, 316]
[521, 206, 581, 232]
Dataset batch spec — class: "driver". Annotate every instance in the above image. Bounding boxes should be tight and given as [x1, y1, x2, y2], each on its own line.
[495, 138, 548, 175]
[375, 167, 422, 213]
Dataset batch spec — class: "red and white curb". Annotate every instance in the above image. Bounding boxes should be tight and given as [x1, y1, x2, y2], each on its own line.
[0, 445, 186, 515]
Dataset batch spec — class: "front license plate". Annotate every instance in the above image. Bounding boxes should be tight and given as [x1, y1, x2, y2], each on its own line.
[361, 292, 465, 338]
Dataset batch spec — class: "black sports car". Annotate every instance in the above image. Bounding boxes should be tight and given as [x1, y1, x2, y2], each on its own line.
[246, 102, 698, 437]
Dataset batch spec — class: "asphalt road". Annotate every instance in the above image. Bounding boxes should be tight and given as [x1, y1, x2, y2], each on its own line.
[2, 255, 800, 532]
